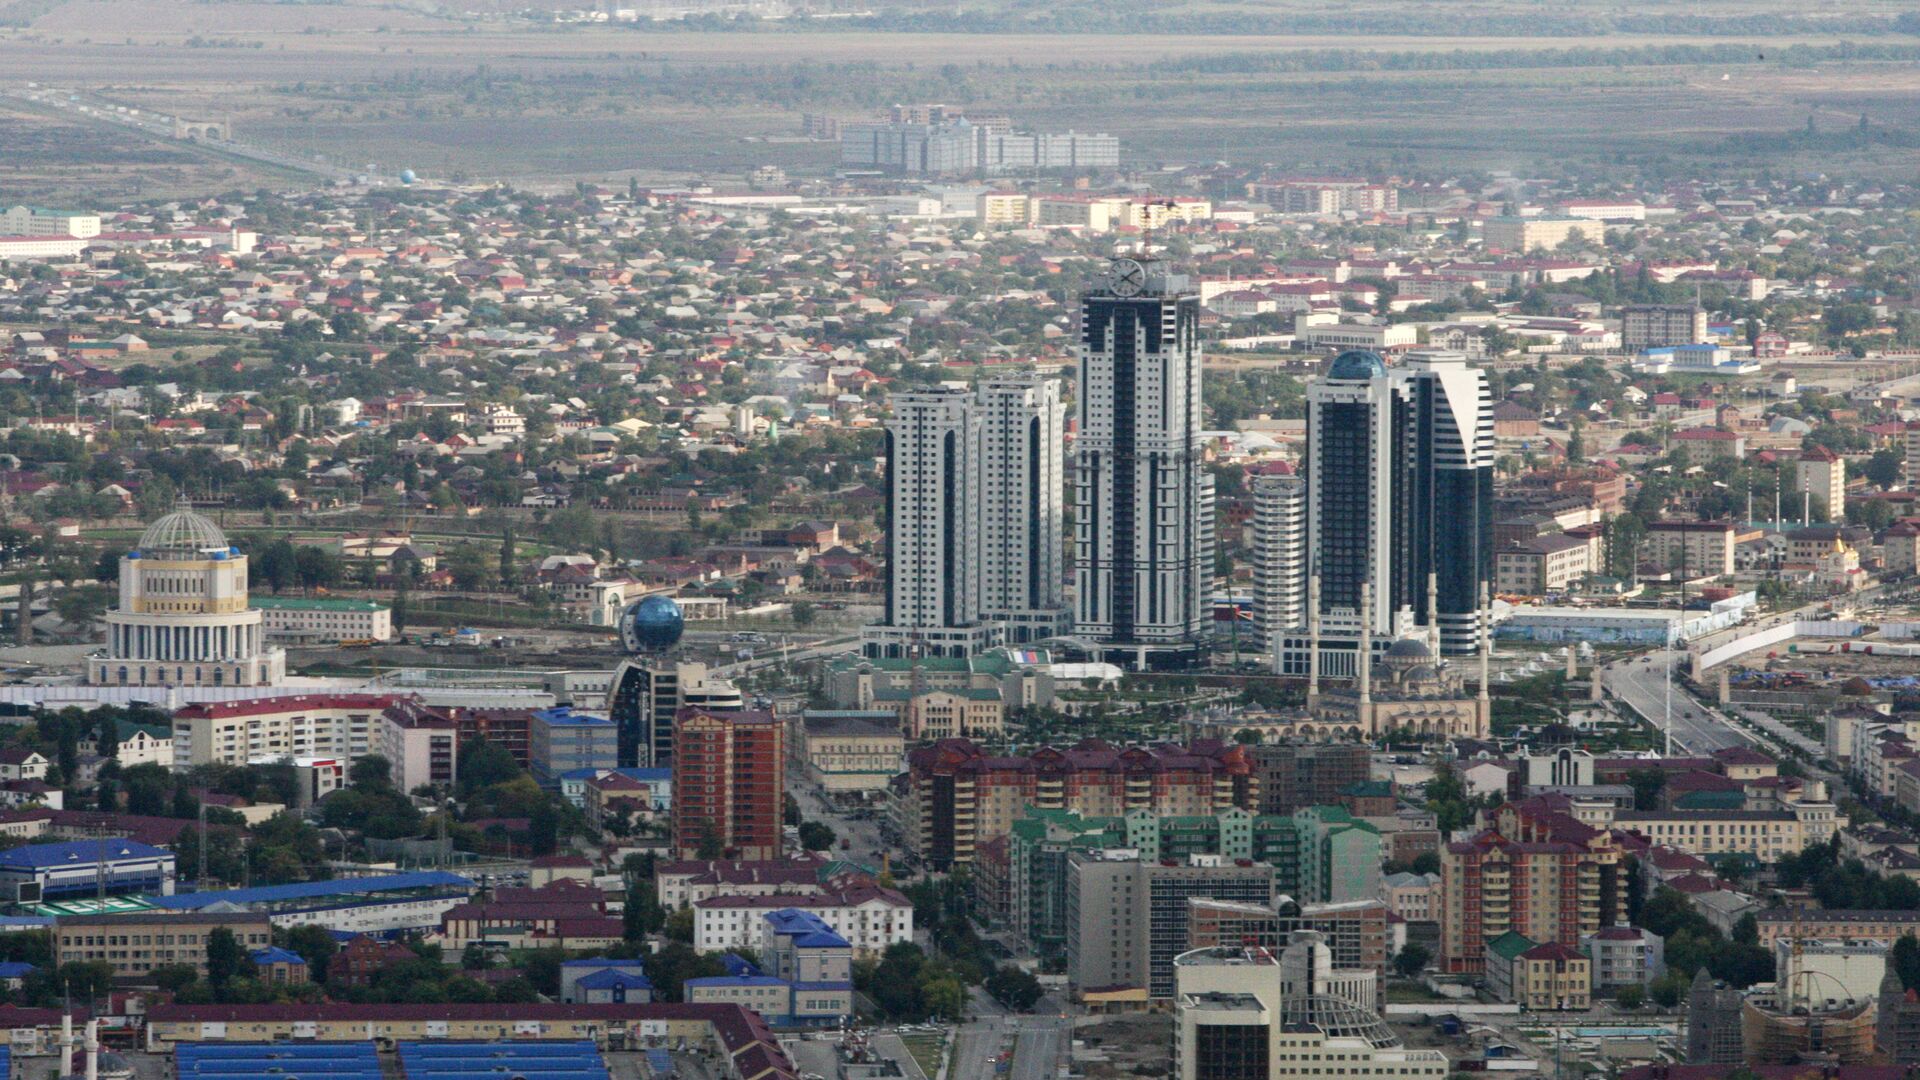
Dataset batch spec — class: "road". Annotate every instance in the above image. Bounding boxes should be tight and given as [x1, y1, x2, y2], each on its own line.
[1600, 651, 1754, 754]
[1009, 1017, 1070, 1080]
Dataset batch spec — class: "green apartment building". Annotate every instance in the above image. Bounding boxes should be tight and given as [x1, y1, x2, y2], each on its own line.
[1003, 804, 1380, 952]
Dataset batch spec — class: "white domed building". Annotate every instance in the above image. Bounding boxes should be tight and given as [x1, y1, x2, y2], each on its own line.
[87, 501, 286, 688]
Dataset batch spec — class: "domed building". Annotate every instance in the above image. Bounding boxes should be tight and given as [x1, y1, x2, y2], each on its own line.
[1294, 635, 1489, 742]
[87, 501, 286, 688]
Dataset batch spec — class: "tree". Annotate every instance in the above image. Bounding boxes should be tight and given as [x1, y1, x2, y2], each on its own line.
[985, 965, 1044, 1011]
[646, 941, 724, 1002]
[695, 817, 725, 860]
[391, 577, 410, 635]
[293, 546, 340, 593]
[1615, 984, 1646, 1009]
[283, 924, 338, 983]
[457, 738, 521, 797]
[797, 820, 836, 852]
[1393, 943, 1432, 978]
[1866, 448, 1904, 490]
[528, 798, 559, 856]
[499, 527, 517, 586]
[1894, 933, 1920, 992]
[206, 927, 249, 990]
[1649, 971, 1688, 1008]
[350, 755, 393, 790]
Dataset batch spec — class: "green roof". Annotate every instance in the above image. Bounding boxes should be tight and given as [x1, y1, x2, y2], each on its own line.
[116, 719, 172, 743]
[1487, 931, 1539, 961]
[828, 656, 972, 674]
[250, 596, 388, 612]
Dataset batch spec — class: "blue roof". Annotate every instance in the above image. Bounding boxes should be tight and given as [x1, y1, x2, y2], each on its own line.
[764, 908, 832, 933]
[249, 946, 306, 966]
[0, 838, 168, 870]
[149, 870, 473, 909]
[575, 969, 653, 990]
[1327, 349, 1388, 381]
[0, 962, 34, 978]
[718, 953, 761, 977]
[791, 930, 851, 949]
[533, 707, 614, 728]
[620, 767, 672, 782]
[0, 917, 51, 929]
[686, 975, 788, 988]
[562, 957, 646, 968]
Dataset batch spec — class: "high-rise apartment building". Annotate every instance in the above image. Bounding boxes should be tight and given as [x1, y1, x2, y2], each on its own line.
[1620, 304, 1708, 351]
[1251, 468, 1306, 653]
[1066, 851, 1277, 1000]
[1795, 444, 1845, 523]
[865, 376, 1069, 659]
[1439, 798, 1628, 974]
[1074, 256, 1214, 671]
[671, 707, 784, 862]
[1280, 348, 1493, 677]
[977, 373, 1070, 644]
[863, 387, 994, 660]
[1250, 742, 1371, 816]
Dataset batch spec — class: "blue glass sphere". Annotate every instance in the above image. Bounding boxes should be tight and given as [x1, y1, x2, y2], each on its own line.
[620, 595, 685, 653]
[400, 169, 417, 185]
[1327, 349, 1388, 380]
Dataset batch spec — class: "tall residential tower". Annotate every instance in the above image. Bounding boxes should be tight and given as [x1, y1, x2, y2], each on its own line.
[1073, 255, 1213, 671]
[863, 387, 993, 659]
[978, 372, 1070, 643]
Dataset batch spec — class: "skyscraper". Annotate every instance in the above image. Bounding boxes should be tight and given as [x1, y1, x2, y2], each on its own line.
[865, 375, 1069, 659]
[977, 372, 1070, 644]
[863, 386, 996, 659]
[1074, 255, 1213, 671]
[1251, 466, 1306, 655]
[1281, 348, 1493, 677]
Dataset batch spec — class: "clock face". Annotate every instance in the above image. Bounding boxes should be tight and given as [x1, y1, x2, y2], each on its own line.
[1109, 258, 1147, 297]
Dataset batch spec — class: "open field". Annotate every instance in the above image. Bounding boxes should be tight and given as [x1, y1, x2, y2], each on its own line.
[7, 0, 1920, 195]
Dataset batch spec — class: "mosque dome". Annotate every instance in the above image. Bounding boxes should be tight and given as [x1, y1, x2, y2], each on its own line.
[1326, 349, 1388, 381]
[136, 499, 230, 558]
[1383, 637, 1433, 671]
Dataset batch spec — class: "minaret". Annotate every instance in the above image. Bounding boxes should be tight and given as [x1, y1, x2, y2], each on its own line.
[1427, 572, 1441, 657]
[84, 1019, 98, 1080]
[1306, 574, 1322, 705]
[1357, 581, 1373, 720]
[58, 1004, 71, 1078]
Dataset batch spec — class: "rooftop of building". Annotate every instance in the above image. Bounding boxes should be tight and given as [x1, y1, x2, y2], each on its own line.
[149, 871, 474, 911]
[248, 595, 389, 612]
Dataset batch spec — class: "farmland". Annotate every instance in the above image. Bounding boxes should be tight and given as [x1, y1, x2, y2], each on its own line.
[6, 0, 1920, 196]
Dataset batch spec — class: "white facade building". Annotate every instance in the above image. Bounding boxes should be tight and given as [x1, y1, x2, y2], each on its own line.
[0, 206, 102, 238]
[977, 373, 1070, 644]
[691, 889, 914, 958]
[1252, 471, 1306, 652]
[1074, 257, 1214, 671]
[90, 502, 286, 688]
[862, 387, 997, 659]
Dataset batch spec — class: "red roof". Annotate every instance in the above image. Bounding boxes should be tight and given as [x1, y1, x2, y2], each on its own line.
[174, 693, 403, 720]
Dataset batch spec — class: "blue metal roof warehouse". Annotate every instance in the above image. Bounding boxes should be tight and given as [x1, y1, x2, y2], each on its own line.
[178, 1042, 379, 1079]
[399, 1039, 609, 1080]
[0, 838, 173, 900]
[149, 871, 474, 910]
